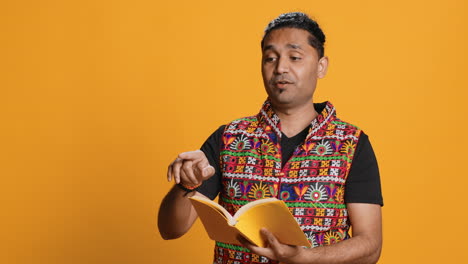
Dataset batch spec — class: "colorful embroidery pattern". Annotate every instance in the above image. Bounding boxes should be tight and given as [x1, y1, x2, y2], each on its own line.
[214, 100, 361, 264]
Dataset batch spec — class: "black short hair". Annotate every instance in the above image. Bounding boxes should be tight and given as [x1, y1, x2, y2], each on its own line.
[261, 12, 326, 58]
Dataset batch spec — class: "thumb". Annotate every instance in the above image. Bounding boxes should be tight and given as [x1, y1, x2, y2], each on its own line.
[194, 154, 215, 178]
[202, 165, 215, 178]
[261, 228, 280, 249]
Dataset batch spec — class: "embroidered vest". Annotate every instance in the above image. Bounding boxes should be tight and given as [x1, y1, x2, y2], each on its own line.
[213, 100, 361, 264]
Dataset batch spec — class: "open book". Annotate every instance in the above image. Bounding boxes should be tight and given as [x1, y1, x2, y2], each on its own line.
[189, 195, 310, 247]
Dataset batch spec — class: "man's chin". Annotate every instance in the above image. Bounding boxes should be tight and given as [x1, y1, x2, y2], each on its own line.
[269, 97, 295, 108]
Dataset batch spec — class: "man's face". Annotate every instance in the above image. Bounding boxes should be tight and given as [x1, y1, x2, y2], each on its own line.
[261, 27, 328, 110]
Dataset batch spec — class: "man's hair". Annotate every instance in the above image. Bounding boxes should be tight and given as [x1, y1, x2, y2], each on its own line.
[261, 12, 326, 58]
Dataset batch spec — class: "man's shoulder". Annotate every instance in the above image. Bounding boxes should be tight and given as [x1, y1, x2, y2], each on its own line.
[225, 115, 259, 128]
[330, 117, 360, 129]
[228, 115, 258, 123]
[206, 116, 259, 140]
[329, 117, 363, 139]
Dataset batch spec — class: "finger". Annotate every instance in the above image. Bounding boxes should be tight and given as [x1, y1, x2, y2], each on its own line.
[237, 235, 275, 260]
[195, 158, 215, 178]
[191, 154, 215, 179]
[202, 165, 215, 178]
[260, 228, 282, 250]
[167, 163, 173, 182]
[195, 155, 209, 170]
[172, 158, 183, 184]
[260, 228, 302, 262]
[180, 169, 197, 186]
[178, 150, 204, 161]
[168, 160, 176, 182]
[179, 169, 189, 185]
[181, 160, 199, 185]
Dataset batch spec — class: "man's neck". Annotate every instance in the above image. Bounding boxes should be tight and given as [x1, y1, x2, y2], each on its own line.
[273, 102, 318, 138]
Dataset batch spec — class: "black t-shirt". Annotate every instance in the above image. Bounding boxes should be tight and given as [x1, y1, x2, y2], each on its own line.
[198, 125, 383, 206]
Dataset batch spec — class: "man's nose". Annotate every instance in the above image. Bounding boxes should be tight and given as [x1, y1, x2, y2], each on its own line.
[274, 57, 289, 75]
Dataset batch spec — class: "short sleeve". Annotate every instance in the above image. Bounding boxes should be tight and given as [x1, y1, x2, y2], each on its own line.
[197, 125, 225, 200]
[344, 132, 384, 206]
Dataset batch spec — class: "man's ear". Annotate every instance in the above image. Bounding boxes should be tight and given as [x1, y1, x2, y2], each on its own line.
[317, 56, 329, 79]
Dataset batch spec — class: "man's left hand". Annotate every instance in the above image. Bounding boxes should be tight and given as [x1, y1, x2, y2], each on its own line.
[238, 228, 305, 264]
[238, 203, 382, 264]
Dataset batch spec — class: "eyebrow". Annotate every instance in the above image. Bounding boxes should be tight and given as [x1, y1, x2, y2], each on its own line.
[287, 44, 303, 50]
[263, 43, 303, 52]
[263, 44, 275, 51]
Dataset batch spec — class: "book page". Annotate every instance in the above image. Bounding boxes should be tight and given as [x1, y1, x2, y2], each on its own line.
[231, 198, 279, 224]
[189, 196, 242, 245]
[190, 194, 234, 223]
[234, 200, 310, 247]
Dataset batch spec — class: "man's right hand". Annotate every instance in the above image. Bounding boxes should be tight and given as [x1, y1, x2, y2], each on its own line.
[167, 150, 215, 186]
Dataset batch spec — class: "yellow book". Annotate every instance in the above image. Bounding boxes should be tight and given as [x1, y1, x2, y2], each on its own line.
[189, 195, 310, 248]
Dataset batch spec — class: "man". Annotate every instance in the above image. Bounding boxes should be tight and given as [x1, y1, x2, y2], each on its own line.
[159, 12, 383, 264]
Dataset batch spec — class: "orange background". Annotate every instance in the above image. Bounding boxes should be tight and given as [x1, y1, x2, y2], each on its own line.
[1, 0, 467, 263]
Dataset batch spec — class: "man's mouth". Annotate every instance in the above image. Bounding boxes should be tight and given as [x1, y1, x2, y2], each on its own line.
[275, 80, 293, 89]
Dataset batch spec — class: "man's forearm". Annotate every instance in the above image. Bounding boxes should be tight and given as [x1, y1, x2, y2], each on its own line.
[160, 150, 215, 240]
[296, 234, 381, 264]
[294, 203, 382, 264]
[157, 185, 198, 240]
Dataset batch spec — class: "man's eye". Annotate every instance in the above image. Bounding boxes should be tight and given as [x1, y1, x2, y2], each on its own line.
[264, 57, 277, 62]
[291, 56, 301, 61]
